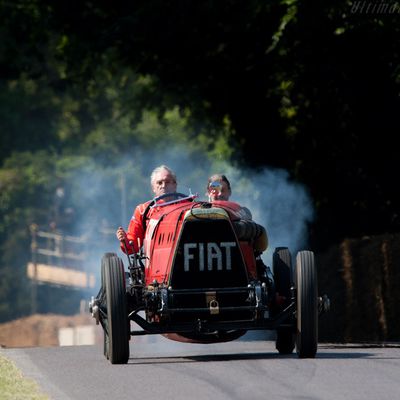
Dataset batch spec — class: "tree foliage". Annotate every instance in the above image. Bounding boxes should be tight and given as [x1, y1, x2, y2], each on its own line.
[1, 0, 399, 321]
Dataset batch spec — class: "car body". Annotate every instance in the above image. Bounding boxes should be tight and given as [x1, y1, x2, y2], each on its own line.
[90, 193, 326, 364]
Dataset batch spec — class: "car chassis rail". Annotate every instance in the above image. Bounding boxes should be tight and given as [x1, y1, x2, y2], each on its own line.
[93, 282, 296, 338]
[128, 304, 295, 336]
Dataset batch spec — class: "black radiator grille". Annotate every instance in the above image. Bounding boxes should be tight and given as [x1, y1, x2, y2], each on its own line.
[169, 219, 248, 289]
[167, 288, 255, 322]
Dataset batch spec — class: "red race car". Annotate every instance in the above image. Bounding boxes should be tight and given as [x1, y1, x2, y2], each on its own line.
[89, 192, 329, 364]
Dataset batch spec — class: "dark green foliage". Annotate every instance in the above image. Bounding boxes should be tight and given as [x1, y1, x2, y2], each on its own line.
[0, 0, 399, 322]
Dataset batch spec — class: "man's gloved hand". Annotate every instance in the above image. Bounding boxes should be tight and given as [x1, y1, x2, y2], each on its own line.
[116, 227, 127, 242]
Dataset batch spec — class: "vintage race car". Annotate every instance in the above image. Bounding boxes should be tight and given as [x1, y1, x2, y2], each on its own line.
[89, 192, 329, 364]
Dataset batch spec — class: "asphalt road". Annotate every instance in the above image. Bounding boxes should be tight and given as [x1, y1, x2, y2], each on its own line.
[2, 336, 400, 400]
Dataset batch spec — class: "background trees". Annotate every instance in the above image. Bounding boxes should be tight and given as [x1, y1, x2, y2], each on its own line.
[1, 0, 398, 321]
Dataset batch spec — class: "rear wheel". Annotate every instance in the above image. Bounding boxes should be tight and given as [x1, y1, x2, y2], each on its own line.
[295, 250, 318, 358]
[273, 247, 292, 300]
[276, 329, 295, 354]
[103, 252, 118, 259]
[103, 255, 130, 364]
[273, 247, 295, 354]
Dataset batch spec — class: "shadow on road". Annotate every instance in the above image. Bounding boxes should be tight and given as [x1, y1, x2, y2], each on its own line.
[128, 350, 373, 365]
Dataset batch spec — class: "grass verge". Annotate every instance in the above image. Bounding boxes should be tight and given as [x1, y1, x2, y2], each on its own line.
[0, 353, 49, 400]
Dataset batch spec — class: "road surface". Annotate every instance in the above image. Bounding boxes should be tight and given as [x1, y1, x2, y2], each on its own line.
[2, 336, 400, 400]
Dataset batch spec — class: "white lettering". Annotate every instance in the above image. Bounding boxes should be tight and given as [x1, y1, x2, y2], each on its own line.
[220, 242, 236, 270]
[199, 242, 204, 271]
[184, 243, 197, 271]
[183, 242, 237, 272]
[207, 242, 222, 270]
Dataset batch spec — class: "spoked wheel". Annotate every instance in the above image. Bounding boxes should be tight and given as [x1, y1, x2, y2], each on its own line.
[100, 255, 114, 360]
[295, 250, 318, 358]
[101, 258, 109, 359]
[102, 255, 130, 364]
[273, 247, 295, 355]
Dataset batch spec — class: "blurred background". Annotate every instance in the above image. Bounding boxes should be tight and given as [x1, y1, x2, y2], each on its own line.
[0, 0, 399, 345]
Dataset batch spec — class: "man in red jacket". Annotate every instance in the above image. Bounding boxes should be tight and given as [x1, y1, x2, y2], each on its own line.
[116, 165, 178, 253]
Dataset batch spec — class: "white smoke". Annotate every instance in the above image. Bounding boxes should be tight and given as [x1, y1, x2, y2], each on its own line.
[177, 161, 314, 267]
[231, 167, 314, 266]
[66, 144, 314, 289]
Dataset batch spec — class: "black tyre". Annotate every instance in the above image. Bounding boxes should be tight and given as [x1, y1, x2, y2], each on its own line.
[103, 333, 109, 360]
[295, 250, 318, 358]
[100, 256, 109, 359]
[273, 247, 292, 300]
[103, 256, 130, 364]
[273, 247, 295, 354]
[103, 252, 118, 259]
[276, 329, 295, 354]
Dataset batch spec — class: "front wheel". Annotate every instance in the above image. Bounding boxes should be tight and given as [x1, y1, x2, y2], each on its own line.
[295, 250, 318, 358]
[103, 255, 130, 364]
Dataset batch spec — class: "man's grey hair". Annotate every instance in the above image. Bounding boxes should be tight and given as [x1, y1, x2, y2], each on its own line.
[150, 165, 177, 185]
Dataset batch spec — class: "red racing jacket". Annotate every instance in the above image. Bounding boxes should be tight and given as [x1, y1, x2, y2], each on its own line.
[120, 200, 153, 254]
